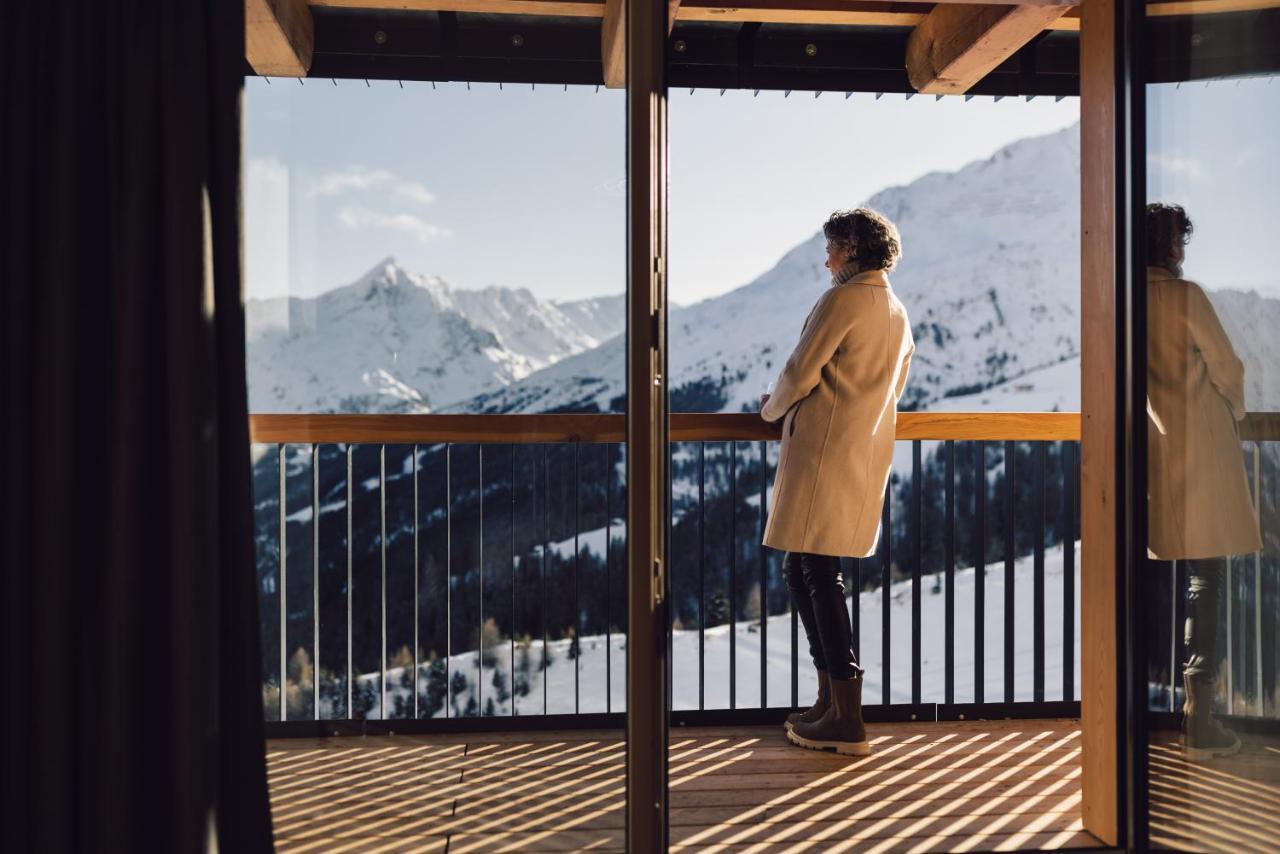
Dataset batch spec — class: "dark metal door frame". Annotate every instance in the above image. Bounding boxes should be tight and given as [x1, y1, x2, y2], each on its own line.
[625, 0, 670, 850]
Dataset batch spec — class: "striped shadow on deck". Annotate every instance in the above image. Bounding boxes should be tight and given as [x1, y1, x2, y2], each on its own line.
[267, 718, 1102, 852]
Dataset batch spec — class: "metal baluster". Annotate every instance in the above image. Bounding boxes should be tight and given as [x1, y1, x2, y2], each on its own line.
[759, 440, 768, 709]
[1227, 557, 1234, 715]
[1173, 559, 1187, 711]
[479, 445, 485, 716]
[912, 441, 922, 705]
[699, 442, 706, 711]
[542, 445, 549, 715]
[446, 445, 452, 717]
[346, 444, 353, 718]
[313, 443, 320, 720]
[1063, 441, 1076, 701]
[511, 445, 517, 717]
[605, 442, 612, 714]
[1254, 442, 1263, 716]
[574, 441, 580, 715]
[975, 441, 986, 706]
[1170, 560, 1179, 712]
[667, 441, 674, 713]
[414, 445, 420, 719]
[730, 441, 737, 710]
[380, 445, 387, 719]
[945, 440, 955, 706]
[882, 484, 892, 707]
[279, 444, 287, 722]
[1004, 440, 1015, 704]
[850, 557, 861, 663]
[1034, 441, 1046, 703]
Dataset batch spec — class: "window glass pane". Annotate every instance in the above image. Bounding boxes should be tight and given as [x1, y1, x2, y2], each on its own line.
[667, 92, 1082, 710]
[1141, 7, 1280, 848]
[244, 78, 625, 723]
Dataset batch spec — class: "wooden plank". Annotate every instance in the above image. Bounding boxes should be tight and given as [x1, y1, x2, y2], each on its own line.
[1240, 411, 1280, 441]
[311, 0, 604, 15]
[275, 835, 448, 852]
[906, 3, 1073, 94]
[310, 0, 1084, 30]
[264, 722, 1100, 851]
[247, 411, 1083, 444]
[668, 830, 1101, 851]
[601, 0, 624, 88]
[1078, 0, 1119, 846]
[247, 0, 315, 77]
[1148, 0, 1280, 15]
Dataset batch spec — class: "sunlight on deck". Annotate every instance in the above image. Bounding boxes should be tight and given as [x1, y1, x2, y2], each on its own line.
[266, 719, 1103, 852]
[1148, 732, 1280, 853]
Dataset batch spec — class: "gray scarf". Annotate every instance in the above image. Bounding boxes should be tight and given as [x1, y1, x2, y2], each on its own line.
[831, 262, 862, 286]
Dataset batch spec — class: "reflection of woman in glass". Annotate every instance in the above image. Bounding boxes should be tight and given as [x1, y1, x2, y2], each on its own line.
[1147, 203, 1261, 760]
[760, 209, 914, 756]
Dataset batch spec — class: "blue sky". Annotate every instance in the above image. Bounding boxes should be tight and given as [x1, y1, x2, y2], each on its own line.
[244, 77, 1080, 305]
[1146, 77, 1280, 296]
[245, 76, 1280, 306]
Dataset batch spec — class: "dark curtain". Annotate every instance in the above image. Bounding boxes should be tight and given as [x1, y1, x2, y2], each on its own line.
[1, 3, 273, 852]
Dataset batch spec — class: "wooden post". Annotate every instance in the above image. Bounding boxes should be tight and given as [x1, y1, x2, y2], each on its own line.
[1079, 0, 1120, 845]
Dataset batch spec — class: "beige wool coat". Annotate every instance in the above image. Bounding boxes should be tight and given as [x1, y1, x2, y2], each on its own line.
[1147, 267, 1261, 560]
[761, 269, 914, 558]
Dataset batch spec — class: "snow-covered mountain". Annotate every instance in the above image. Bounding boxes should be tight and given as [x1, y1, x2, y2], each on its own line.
[245, 259, 624, 413]
[247, 123, 1278, 419]
[463, 124, 1084, 414]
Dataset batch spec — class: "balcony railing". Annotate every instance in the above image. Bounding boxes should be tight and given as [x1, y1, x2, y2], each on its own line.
[248, 411, 1112, 734]
[1148, 413, 1280, 723]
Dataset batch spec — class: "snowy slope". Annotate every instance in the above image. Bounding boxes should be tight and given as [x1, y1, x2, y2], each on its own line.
[462, 124, 1083, 415]
[246, 259, 625, 413]
[554, 294, 626, 345]
[344, 541, 1082, 719]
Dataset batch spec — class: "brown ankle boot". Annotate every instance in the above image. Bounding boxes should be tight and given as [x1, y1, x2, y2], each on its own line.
[1183, 673, 1240, 761]
[787, 674, 870, 756]
[784, 670, 830, 732]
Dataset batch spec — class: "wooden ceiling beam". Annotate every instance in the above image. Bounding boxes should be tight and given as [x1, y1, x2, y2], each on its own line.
[602, 0, 624, 87]
[906, 3, 1071, 94]
[601, 0, 679, 89]
[247, 0, 315, 77]
[310, 1, 1081, 30]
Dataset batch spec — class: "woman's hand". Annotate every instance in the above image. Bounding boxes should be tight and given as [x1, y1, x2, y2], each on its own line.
[760, 393, 771, 410]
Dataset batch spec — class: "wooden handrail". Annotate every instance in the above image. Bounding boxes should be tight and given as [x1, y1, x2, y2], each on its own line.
[1240, 412, 1280, 443]
[248, 411, 1085, 444]
[247, 411, 1280, 444]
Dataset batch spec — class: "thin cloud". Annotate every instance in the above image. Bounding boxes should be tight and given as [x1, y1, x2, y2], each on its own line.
[311, 165, 436, 204]
[394, 182, 436, 204]
[1150, 153, 1204, 181]
[338, 205, 451, 243]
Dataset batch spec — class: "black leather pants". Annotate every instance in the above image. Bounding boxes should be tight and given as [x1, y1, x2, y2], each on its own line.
[1184, 557, 1225, 685]
[784, 552, 862, 680]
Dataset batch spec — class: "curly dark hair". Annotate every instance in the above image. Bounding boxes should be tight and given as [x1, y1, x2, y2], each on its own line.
[823, 208, 902, 272]
[1146, 203, 1193, 268]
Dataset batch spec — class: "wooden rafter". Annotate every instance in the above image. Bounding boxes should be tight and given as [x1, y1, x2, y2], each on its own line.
[247, 0, 315, 77]
[905, 3, 1072, 94]
[310, 0, 1083, 31]
[602, 0, 624, 87]
[601, 0, 680, 89]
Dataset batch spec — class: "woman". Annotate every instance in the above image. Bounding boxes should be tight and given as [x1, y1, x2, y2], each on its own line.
[761, 208, 914, 756]
[1146, 203, 1260, 760]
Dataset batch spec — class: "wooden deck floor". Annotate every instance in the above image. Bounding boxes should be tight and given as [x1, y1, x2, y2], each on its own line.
[267, 718, 1102, 852]
[1148, 730, 1280, 853]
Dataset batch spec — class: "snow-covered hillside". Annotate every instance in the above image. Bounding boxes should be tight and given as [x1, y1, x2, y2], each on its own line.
[247, 123, 1279, 419]
[464, 124, 1083, 414]
[343, 540, 1082, 719]
[245, 259, 624, 413]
